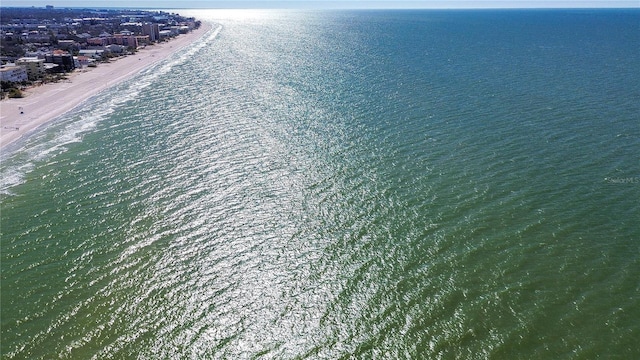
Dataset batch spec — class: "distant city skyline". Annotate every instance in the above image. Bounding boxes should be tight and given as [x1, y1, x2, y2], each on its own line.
[2, 0, 639, 9]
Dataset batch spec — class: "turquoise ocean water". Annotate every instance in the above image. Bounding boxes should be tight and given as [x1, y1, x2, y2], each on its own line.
[1, 9, 639, 359]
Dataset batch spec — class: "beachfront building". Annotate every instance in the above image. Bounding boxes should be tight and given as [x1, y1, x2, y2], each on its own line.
[142, 23, 160, 42]
[0, 65, 28, 83]
[78, 49, 105, 60]
[106, 45, 125, 54]
[135, 35, 151, 46]
[170, 26, 191, 35]
[15, 57, 46, 80]
[45, 50, 76, 72]
[159, 30, 174, 39]
[113, 34, 139, 48]
[73, 55, 94, 68]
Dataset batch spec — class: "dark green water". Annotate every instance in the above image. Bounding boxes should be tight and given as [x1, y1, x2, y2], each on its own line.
[2, 9, 639, 359]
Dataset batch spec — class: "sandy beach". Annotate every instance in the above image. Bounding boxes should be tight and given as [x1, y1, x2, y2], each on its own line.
[0, 22, 212, 151]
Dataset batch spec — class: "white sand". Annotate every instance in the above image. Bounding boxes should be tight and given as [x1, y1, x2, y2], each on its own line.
[0, 23, 212, 151]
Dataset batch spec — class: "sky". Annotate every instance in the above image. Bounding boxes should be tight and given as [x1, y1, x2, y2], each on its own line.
[1, 0, 638, 9]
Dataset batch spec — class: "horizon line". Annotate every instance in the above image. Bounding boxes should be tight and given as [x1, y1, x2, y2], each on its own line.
[2, 5, 639, 10]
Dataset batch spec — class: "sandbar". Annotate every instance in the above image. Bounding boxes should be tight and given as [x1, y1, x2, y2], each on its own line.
[0, 22, 212, 152]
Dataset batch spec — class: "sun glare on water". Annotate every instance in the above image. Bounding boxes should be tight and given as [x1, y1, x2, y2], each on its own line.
[174, 8, 284, 22]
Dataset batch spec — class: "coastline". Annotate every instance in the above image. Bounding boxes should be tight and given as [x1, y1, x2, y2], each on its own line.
[0, 22, 212, 152]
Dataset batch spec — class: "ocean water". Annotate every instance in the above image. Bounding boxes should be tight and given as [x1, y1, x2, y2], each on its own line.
[1, 9, 639, 359]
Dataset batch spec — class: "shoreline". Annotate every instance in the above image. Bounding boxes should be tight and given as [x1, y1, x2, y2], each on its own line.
[0, 22, 212, 153]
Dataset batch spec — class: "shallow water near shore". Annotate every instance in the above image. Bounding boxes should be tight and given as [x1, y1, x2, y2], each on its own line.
[1, 9, 639, 359]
